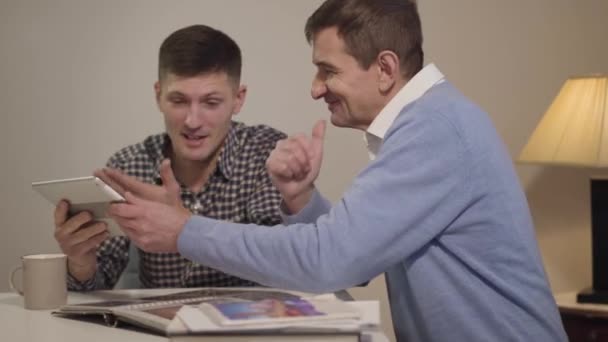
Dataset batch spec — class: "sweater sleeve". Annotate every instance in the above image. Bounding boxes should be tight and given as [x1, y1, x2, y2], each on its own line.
[177, 112, 470, 293]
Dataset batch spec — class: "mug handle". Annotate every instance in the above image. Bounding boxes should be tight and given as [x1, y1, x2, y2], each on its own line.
[9, 266, 24, 296]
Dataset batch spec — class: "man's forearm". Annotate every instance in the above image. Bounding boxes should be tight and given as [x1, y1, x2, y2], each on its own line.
[283, 187, 315, 215]
[67, 259, 97, 283]
[281, 188, 332, 225]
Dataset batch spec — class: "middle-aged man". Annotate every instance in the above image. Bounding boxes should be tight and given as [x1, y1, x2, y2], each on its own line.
[104, 0, 567, 340]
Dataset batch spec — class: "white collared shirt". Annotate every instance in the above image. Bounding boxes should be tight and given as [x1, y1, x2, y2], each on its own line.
[364, 63, 445, 160]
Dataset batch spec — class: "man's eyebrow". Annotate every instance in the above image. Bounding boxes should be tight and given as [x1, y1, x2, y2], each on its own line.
[166, 90, 186, 97]
[315, 61, 337, 70]
[166, 91, 223, 98]
[202, 91, 222, 97]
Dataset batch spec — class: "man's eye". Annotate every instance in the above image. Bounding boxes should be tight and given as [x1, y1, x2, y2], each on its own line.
[323, 68, 336, 77]
[204, 100, 222, 108]
[169, 98, 186, 105]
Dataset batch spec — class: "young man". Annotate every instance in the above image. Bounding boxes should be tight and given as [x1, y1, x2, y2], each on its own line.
[53, 25, 286, 290]
[104, 1, 567, 341]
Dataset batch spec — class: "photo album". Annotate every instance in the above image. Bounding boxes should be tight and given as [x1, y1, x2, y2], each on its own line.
[53, 287, 377, 342]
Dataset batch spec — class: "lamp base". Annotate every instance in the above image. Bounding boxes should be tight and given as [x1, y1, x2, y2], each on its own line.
[577, 288, 608, 304]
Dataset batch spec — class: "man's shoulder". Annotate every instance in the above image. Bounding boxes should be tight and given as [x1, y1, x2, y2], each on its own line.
[233, 122, 287, 150]
[409, 82, 485, 122]
[106, 133, 165, 169]
[391, 82, 490, 138]
[390, 82, 511, 172]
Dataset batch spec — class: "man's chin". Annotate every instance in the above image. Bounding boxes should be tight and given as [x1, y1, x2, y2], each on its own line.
[175, 149, 211, 163]
[329, 115, 348, 128]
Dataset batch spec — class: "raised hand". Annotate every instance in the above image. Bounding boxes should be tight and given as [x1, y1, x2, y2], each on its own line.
[94, 159, 182, 206]
[97, 159, 190, 241]
[266, 120, 326, 214]
[107, 192, 191, 253]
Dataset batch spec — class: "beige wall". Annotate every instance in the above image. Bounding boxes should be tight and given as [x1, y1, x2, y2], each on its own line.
[1, 1, 607, 341]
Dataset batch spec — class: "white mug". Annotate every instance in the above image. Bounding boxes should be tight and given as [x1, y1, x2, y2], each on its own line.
[9, 253, 68, 310]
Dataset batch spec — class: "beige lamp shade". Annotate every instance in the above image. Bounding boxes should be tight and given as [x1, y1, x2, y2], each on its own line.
[519, 75, 608, 167]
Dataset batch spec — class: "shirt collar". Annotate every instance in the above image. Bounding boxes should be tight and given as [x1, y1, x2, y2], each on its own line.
[149, 122, 242, 184]
[364, 63, 445, 159]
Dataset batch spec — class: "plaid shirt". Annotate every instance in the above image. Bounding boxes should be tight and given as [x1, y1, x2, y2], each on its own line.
[68, 121, 286, 290]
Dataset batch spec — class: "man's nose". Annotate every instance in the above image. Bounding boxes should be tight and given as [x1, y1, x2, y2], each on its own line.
[184, 104, 202, 128]
[311, 78, 327, 100]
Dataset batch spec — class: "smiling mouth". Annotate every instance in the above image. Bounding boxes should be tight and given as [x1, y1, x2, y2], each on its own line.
[182, 133, 207, 142]
[327, 101, 340, 112]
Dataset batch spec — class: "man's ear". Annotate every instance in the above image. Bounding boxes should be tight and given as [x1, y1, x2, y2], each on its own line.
[376, 50, 400, 94]
[154, 81, 161, 107]
[232, 84, 248, 116]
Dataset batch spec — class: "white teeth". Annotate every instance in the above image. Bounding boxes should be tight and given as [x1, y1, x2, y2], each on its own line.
[183, 133, 203, 140]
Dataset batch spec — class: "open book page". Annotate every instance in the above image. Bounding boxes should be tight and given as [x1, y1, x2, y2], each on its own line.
[173, 305, 361, 334]
[200, 298, 360, 326]
[173, 297, 379, 335]
[210, 298, 326, 321]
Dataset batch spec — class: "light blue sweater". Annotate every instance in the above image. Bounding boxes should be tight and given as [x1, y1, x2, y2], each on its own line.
[178, 81, 566, 341]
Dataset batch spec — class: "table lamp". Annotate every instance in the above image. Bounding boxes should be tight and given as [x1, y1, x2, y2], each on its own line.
[519, 74, 608, 303]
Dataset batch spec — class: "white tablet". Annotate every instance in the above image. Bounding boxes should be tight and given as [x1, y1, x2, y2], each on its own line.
[32, 176, 126, 236]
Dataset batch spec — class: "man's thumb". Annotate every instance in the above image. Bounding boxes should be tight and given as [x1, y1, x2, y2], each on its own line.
[312, 119, 326, 143]
[310, 120, 326, 164]
[160, 159, 180, 195]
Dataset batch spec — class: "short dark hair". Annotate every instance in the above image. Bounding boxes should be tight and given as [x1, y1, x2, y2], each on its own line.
[158, 25, 241, 84]
[305, 0, 423, 79]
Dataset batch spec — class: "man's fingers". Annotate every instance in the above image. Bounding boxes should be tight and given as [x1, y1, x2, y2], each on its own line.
[267, 158, 294, 179]
[93, 169, 126, 196]
[311, 119, 326, 143]
[89, 230, 110, 248]
[310, 119, 326, 166]
[159, 159, 181, 202]
[283, 138, 312, 173]
[69, 230, 109, 257]
[108, 197, 142, 219]
[268, 150, 314, 180]
[102, 168, 147, 196]
[278, 162, 297, 180]
[124, 191, 144, 205]
[63, 222, 108, 248]
[54, 200, 69, 227]
[271, 138, 312, 177]
[56, 211, 94, 237]
[111, 215, 138, 233]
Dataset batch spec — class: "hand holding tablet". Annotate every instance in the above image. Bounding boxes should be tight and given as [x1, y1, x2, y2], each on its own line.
[32, 176, 126, 236]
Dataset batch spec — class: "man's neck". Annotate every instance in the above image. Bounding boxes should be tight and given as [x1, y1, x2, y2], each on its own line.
[364, 78, 409, 131]
[171, 151, 221, 193]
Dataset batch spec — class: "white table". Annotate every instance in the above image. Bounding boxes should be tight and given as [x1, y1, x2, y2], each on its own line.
[0, 289, 388, 342]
